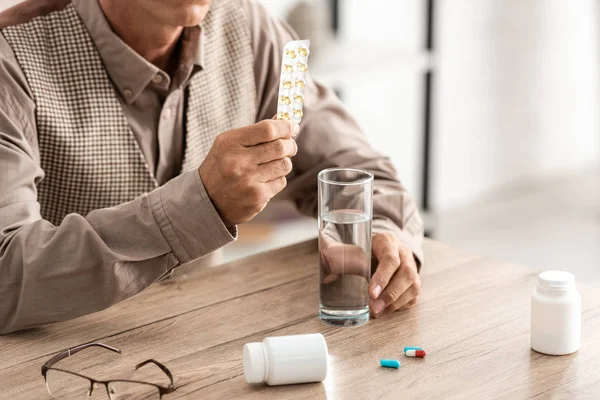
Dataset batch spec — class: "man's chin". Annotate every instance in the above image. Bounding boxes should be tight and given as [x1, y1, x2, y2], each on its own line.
[176, 4, 211, 26]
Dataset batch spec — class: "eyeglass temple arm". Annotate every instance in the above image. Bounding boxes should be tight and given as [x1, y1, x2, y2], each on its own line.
[43, 343, 121, 369]
[135, 359, 175, 387]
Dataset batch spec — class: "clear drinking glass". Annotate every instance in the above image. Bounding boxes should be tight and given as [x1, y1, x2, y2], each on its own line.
[318, 168, 373, 327]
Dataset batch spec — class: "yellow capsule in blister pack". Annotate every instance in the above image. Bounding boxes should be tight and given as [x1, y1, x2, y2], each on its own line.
[285, 48, 297, 59]
[296, 62, 308, 72]
[298, 47, 309, 57]
[277, 39, 310, 124]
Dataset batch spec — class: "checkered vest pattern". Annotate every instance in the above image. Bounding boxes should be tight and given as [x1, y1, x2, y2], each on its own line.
[1, 1, 256, 226]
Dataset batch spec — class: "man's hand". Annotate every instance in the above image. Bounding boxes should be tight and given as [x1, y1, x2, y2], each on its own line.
[320, 230, 420, 318]
[320, 232, 370, 284]
[199, 120, 299, 227]
[369, 232, 421, 317]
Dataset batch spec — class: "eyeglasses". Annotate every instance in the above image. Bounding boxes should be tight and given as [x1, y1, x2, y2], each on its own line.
[41, 342, 176, 399]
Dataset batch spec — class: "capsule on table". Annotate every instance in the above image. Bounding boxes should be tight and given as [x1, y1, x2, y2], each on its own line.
[379, 359, 401, 369]
[405, 349, 426, 358]
[403, 346, 424, 353]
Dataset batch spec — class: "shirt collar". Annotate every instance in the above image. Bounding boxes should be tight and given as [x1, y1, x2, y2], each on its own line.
[72, 0, 203, 104]
[181, 25, 204, 73]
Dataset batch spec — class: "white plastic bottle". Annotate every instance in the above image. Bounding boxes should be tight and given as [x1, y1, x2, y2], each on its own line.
[530, 271, 581, 355]
[243, 333, 328, 386]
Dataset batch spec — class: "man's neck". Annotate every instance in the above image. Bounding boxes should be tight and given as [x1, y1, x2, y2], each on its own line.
[98, 0, 182, 75]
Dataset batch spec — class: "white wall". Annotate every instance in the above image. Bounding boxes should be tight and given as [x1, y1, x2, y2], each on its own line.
[260, 0, 428, 205]
[268, 0, 600, 214]
[327, 0, 426, 205]
[433, 0, 600, 211]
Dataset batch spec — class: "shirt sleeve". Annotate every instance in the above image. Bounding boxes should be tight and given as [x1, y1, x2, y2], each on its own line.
[0, 35, 235, 334]
[243, 0, 424, 265]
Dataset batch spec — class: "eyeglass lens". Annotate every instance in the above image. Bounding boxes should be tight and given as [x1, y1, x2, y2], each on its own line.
[46, 369, 160, 399]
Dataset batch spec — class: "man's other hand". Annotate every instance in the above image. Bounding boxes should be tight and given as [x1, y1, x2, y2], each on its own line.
[199, 120, 299, 227]
[369, 232, 421, 317]
[320, 232, 370, 284]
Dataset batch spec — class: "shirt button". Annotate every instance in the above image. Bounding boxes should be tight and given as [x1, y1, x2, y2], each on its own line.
[152, 74, 163, 84]
[123, 88, 133, 97]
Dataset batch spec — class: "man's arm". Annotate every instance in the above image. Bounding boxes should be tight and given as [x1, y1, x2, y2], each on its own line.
[0, 37, 235, 334]
[244, 0, 424, 263]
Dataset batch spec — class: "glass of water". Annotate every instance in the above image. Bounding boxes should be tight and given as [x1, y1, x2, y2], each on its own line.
[318, 168, 373, 327]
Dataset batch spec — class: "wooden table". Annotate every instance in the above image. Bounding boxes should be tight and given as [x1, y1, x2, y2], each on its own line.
[1, 240, 599, 399]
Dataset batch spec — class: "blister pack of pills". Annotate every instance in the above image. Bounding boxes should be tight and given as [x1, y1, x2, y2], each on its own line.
[277, 40, 310, 124]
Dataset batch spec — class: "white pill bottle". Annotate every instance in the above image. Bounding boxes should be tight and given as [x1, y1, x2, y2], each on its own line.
[243, 333, 328, 386]
[531, 271, 581, 355]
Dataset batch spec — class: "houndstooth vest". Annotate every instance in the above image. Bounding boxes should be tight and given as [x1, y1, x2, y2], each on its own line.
[1, 1, 256, 226]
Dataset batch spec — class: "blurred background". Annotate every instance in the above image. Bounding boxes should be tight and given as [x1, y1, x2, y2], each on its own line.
[231, 0, 600, 279]
[0, 0, 598, 277]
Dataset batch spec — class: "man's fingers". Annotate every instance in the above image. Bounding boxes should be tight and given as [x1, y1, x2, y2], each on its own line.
[372, 233, 399, 260]
[264, 176, 287, 198]
[322, 244, 369, 277]
[390, 282, 420, 311]
[257, 157, 293, 182]
[370, 242, 421, 317]
[323, 273, 340, 285]
[319, 231, 337, 249]
[369, 269, 415, 315]
[250, 138, 297, 164]
[376, 288, 421, 318]
[369, 234, 401, 299]
[404, 297, 419, 309]
[398, 242, 419, 275]
[373, 293, 420, 319]
[369, 255, 399, 299]
[238, 120, 298, 146]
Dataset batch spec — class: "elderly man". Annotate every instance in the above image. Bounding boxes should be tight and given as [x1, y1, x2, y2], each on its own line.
[0, 0, 423, 334]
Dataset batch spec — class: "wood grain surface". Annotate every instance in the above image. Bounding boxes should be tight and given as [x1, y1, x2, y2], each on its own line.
[0, 239, 598, 399]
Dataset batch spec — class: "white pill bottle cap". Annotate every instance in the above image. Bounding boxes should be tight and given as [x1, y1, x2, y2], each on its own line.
[243, 333, 328, 386]
[531, 270, 581, 355]
[538, 270, 575, 291]
[243, 342, 268, 383]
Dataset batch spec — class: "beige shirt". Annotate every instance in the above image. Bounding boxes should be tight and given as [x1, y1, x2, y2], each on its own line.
[0, 0, 424, 333]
